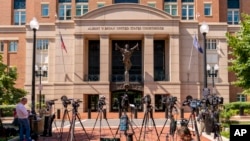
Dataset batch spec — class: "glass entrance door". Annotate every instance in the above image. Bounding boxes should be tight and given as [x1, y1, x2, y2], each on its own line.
[111, 90, 143, 112]
[88, 95, 99, 111]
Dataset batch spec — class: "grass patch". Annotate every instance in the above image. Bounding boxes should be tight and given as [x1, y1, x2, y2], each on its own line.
[221, 131, 229, 139]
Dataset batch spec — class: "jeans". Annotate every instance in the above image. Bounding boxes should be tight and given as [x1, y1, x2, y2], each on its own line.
[18, 118, 32, 141]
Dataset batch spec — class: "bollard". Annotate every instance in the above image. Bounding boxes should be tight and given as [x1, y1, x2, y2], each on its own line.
[57, 109, 61, 119]
[126, 133, 133, 141]
[134, 107, 138, 119]
[103, 109, 107, 119]
[88, 108, 91, 119]
[180, 108, 184, 119]
[165, 108, 168, 118]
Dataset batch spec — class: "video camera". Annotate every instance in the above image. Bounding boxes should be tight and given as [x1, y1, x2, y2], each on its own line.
[162, 95, 177, 106]
[72, 99, 82, 108]
[98, 95, 106, 109]
[61, 96, 72, 108]
[180, 118, 189, 127]
[142, 94, 151, 105]
[206, 95, 224, 106]
[183, 95, 204, 109]
[47, 99, 58, 106]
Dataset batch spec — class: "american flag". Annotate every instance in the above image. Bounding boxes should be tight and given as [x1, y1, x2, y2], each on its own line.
[59, 32, 67, 53]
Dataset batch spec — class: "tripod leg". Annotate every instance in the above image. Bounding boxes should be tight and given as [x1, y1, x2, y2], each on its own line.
[139, 112, 147, 141]
[90, 111, 100, 137]
[76, 113, 90, 141]
[149, 112, 160, 141]
[104, 117, 115, 138]
[159, 117, 169, 136]
[192, 113, 201, 141]
[67, 114, 76, 141]
[59, 110, 68, 141]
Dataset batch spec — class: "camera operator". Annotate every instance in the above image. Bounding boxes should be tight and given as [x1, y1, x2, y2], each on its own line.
[41, 100, 56, 137]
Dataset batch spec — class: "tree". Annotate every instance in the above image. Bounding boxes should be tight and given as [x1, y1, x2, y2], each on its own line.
[0, 55, 27, 104]
[226, 13, 250, 95]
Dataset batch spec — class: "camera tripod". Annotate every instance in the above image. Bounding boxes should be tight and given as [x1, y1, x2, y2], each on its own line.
[159, 105, 178, 141]
[114, 107, 138, 141]
[58, 107, 71, 141]
[139, 104, 160, 141]
[185, 108, 200, 141]
[90, 107, 114, 139]
[67, 105, 90, 141]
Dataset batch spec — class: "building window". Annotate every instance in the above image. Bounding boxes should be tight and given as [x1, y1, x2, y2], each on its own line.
[154, 40, 166, 81]
[59, 1, 72, 20]
[0, 41, 3, 52]
[97, 3, 105, 8]
[41, 4, 49, 17]
[237, 94, 247, 102]
[228, 0, 239, 9]
[148, 2, 156, 8]
[207, 39, 217, 50]
[227, 9, 239, 25]
[37, 39, 49, 50]
[76, 3, 88, 16]
[114, 0, 139, 3]
[9, 41, 18, 52]
[14, 0, 26, 25]
[155, 95, 165, 112]
[204, 3, 212, 16]
[182, 4, 194, 20]
[14, 10, 26, 25]
[164, 2, 177, 16]
[88, 40, 100, 81]
[36, 39, 49, 81]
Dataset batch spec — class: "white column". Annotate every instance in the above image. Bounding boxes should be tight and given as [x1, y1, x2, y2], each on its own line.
[169, 35, 180, 82]
[74, 35, 84, 82]
[143, 34, 154, 82]
[99, 34, 110, 82]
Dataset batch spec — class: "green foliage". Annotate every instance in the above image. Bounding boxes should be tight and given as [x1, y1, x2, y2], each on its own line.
[221, 131, 230, 139]
[226, 13, 250, 95]
[0, 55, 27, 105]
[0, 105, 16, 117]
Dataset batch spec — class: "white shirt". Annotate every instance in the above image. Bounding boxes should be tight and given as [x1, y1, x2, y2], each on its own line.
[16, 103, 29, 119]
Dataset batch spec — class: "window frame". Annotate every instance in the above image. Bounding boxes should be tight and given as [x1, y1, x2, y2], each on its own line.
[14, 9, 26, 25]
[204, 3, 212, 16]
[76, 2, 88, 16]
[164, 2, 178, 16]
[58, 3, 72, 20]
[148, 2, 156, 8]
[41, 4, 49, 17]
[8, 41, 18, 52]
[227, 9, 239, 25]
[237, 94, 247, 102]
[207, 39, 217, 50]
[182, 3, 194, 20]
[97, 2, 105, 8]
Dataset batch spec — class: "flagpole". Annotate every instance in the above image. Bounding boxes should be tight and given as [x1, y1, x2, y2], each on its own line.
[59, 31, 66, 74]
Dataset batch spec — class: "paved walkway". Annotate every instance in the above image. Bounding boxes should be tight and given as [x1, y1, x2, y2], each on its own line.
[1, 112, 233, 141]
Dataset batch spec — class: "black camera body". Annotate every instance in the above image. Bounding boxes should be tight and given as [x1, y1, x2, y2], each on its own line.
[207, 95, 224, 105]
[142, 94, 151, 105]
[72, 99, 82, 108]
[98, 96, 106, 109]
[162, 96, 177, 106]
[47, 99, 57, 106]
[180, 118, 189, 127]
[61, 96, 72, 108]
[183, 95, 203, 109]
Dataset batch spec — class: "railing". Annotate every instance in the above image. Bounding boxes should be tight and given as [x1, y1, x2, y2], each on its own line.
[111, 74, 143, 82]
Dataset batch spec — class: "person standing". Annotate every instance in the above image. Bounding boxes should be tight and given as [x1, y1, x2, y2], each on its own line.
[41, 101, 55, 137]
[16, 97, 32, 141]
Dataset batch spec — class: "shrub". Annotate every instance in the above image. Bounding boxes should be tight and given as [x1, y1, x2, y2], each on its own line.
[0, 105, 16, 117]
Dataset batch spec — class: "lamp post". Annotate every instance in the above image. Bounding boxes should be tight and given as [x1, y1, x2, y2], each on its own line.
[35, 65, 46, 110]
[207, 64, 219, 94]
[30, 17, 39, 115]
[200, 22, 209, 95]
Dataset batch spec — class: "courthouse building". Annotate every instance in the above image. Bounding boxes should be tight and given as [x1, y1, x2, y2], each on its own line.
[0, 0, 250, 113]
